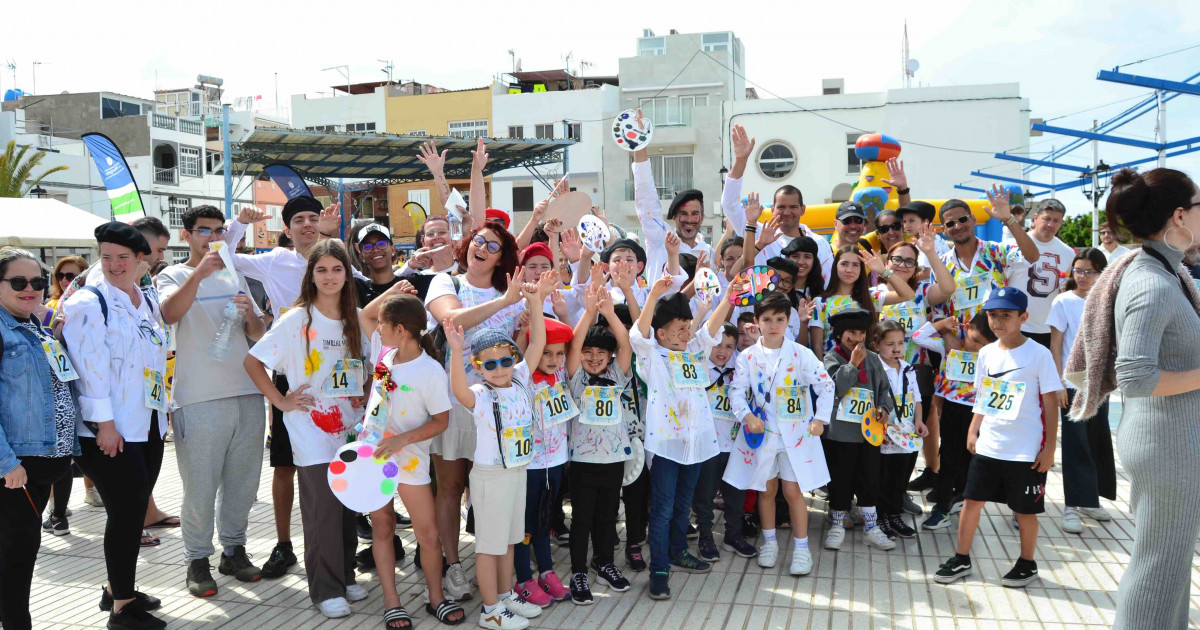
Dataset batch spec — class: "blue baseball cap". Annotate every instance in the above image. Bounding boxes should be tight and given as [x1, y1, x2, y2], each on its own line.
[981, 286, 1028, 312]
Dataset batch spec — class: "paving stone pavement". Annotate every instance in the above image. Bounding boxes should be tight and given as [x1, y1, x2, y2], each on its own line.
[27, 420, 1200, 629]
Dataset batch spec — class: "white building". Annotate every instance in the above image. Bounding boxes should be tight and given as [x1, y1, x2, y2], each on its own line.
[291, 82, 388, 133]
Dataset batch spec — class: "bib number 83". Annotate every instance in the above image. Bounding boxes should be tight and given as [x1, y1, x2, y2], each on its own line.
[680, 363, 697, 380]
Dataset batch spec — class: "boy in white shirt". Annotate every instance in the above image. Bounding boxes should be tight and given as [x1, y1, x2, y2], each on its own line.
[934, 287, 1063, 589]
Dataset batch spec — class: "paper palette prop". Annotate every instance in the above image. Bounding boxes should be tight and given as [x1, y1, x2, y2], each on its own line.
[728, 266, 779, 306]
[622, 437, 645, 486]
[885, 425, 922, 453]
[861, 408, 886, 447]
[545, 191, 593, 231]
[328, 441, 400, 513]
[611, 109, 653, 152]
[693, 267, 721, 302]
[577, 215, 611, 252]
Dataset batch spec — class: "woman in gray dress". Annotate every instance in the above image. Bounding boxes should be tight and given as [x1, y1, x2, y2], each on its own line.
[1108, 167, 1200, 629]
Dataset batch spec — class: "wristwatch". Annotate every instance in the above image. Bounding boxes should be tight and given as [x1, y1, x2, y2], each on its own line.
[880, 269, 895, 281]
[896, 187, 910, 196]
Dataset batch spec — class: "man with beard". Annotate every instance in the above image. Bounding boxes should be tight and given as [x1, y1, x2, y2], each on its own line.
[352, 223, 402, 305]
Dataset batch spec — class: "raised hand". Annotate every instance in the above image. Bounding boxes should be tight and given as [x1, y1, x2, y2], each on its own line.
[561, 227, 583, 263]
[195, 249, 225, 280]
[695, 250, 710, 270]
[551, 290, 569, 321]
[443, 318, 465, 351]
[797, 297, 816, 323]
[612, 262, 635, 290]
[471, 136, 489, 172]
[858, 248, 886, 275]
[882, 158, 907, 191]
[551, 175, 569, 199]
[536, 269, 559, 296]
[543, 216, 563, 234]
[238, 204, 271, 225]
[732, 124, 756, 163]
[503, 270, 524, 305]
[648, 274, 674, 298]
[984, 183, 1012, 222]
[597, 284, 617, 317]
[665, 231, 681, 256]
[416, 140, 448, 178]
[756, 216, 781, 250]
[916, 224, 938, 255]
[584, 280, 602, 312]
[318, 202, 342, 236]
[744, 191, 764, 225]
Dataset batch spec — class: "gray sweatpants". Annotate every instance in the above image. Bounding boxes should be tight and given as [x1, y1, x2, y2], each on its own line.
[174, 394, 266, 562]
[296, 464, 357, 604]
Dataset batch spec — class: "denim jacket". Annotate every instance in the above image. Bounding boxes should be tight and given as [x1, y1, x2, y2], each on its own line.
[0, 307, 79, 477]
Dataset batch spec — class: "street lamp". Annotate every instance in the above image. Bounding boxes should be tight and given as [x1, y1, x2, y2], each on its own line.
[718, 166, 728, 185]
[1080, 160, 1112, 247]
[30, 185, 47, 199]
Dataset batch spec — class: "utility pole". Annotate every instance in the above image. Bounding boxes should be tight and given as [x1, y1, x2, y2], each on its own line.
[32, 61, 42, 95]
[1091, 120, 1099, 248]
[1157, 90, 1167, 167]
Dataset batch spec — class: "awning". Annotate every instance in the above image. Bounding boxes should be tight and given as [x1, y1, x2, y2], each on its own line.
[0, 198, 107, 248]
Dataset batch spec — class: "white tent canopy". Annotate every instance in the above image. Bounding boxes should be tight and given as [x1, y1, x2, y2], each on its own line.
[0, 198, 108, 248]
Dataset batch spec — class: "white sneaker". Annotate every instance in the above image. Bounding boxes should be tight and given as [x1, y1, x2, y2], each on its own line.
[864, 526, 896, 550]
[789, 548, 813, 576]
[502, 593, 543, 618]
[345, 583, 368, 602]
[824, 525, 846, 550]
[318, 597, 351, 618]
[84, 486, 104, 507]
[479, 606, 529, 630]
[1062, 507, 1083, 533]
[757, 539, 778, 568]
[444, 563, 472, 600]
[1078, 506, 1112, 522]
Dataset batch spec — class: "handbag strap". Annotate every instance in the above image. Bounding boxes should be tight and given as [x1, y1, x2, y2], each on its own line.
[1141, 246, 1193, 297]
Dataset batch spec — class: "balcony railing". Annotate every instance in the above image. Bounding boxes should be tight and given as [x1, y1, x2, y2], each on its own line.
[153, 113, 204, 135]
[179, 119, 203, 135]
[154, 167, 177, 185]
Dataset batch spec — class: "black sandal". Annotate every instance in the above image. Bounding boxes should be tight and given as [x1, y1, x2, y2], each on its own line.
[425, 599, 465, 626]
[383, 606, 412, 629]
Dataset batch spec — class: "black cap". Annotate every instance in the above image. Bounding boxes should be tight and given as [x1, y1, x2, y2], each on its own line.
[282, 195, 324, 226]
[667, 189, 704, 220]
[781, 235, 820, 258]
[94, 221, 151, 255]
[766, 255, 799, 277]
[896, 200, 936, 222]
[600, 238, 646, 266]
[678, 253, 697, 281]
[836, 201, 867, 221]
[651, 292, 692, 331]
[829, 306, 873, 336]
[938, 199, 970, 222]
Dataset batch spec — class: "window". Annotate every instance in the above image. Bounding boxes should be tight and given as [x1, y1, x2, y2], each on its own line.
[633, 154, 693, 200]
[678, 95, 707, 126]
[638, 37, 665, 56]
[167, 196, 191, 229]
[408, 130, 427, 136]
[206, 151, 223, 174]
[758, 142, 795, 180]
[535, 124, 555, 140]
[512, 186, 534, 212]
[178, 145, 201, 178]
[306, 125, 337, 132]
[265, 205, 284, 231]
[702, 32, 731, 52]
[448, 119, 488, 138]
[172, 250, 190, 265]
[101, 98, 141, 119]
[846, 133, 861, 174]
[567, 123, 582, 141]
[345, 122, 376, 132]
[508, 125, 524, 139]
[638, 97, 667, 124]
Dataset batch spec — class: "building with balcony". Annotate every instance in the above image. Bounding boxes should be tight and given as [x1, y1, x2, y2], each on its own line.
[291, 81, 389, 134]
[155, 76, 224, 124]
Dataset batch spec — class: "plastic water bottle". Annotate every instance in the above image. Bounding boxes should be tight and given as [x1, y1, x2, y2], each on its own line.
[448, 213, 463, 241]
[208, 292, 245, 360]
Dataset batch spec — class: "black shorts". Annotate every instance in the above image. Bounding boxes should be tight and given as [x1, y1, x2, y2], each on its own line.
[964, 454, 1046, 514]
[269, 373, 295, 468]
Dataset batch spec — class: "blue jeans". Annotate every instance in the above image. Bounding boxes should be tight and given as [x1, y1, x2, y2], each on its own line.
[692, 451, 744, 539]
[514, 465, 562, 583]
[648, 456, 701, 572]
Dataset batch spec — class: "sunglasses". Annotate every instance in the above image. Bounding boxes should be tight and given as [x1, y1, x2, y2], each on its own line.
[840, 216, 866, 226]
[55, 271, 77, 282]
[943, 216, 972, 228]
[888, 256, 918, 269]
[360, 241, 392, 252]
[1072, 268, 1100, 278]
[876, 223, 901, 234]
[471, 234, 503, 254]
[1, 276, 49, 291]
[476, 356, 515, 371]
[189, 227, 227, 237]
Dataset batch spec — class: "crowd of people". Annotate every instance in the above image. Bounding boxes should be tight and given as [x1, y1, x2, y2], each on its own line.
[1, 128, 1199, 630]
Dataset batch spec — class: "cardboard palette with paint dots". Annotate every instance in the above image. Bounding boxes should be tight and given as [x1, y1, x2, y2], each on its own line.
[729, 266, 779, 306]
[885, 425, 922, 452]
[611, 109, 653, 152]
[861, 409, 885, 447]
[327, 441, 398, 513]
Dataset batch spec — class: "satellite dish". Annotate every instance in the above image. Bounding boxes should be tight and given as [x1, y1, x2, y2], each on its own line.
[906, 58, 920, 74]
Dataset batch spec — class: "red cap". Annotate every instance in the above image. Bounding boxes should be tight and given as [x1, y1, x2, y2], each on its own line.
[520, 242, 554, 266]
[528, 316, 575, 346]
[485, 208, 510, 230]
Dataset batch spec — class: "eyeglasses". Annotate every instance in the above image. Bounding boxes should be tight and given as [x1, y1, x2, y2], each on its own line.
[55, 271, 77, 282]
[1, 276, 49, 291]
[1099, 231, 1112, 236]
[424, 229, 450, 239]
[189, 227, 228, 237]
[943, 216, 972, 228]
[360, 241, 392, 252]
[876, 223, 901, 234]
[471, 234, 503, 254]
[1071, 268, 1100, 278]
[476, 356, 515, 371]
[840, 216, 865, 225]
[888, 256, 918, 269]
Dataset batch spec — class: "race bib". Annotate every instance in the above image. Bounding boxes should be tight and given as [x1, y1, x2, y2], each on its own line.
[143, 368, 168, 412]
[708, 384, 735, 421]
[501, 424, 534, 466]
[580, 385, 622, 425]
[836, 387, 873, 423]
[979, 377, 1027, 420]
[776, 385, 812, 422]
[667, 351, 706, 389]
[894, 392, 915, 423]
[946, 350, 977, 382]
[537, 382, 578, 426]
[882, 302, 925, 336]
[41, 339, 79, 382]
[952, 273, 991, 312]
[362, 382, 390, 440]
[324, 359, 364, 397]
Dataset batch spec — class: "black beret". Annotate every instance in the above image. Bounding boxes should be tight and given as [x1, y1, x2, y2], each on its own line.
[766, 255, 799, 277]
[781, 235, 820, 258]
[896, 201, 935, 222]
[582, 325, 617, 353]
[667, 189, 704, 220]
[651, 291, 693, 331]
[829, 306, 873, 335]
[282, 195, 324, 226]
[94, 221, 150, 255]
[600, 238, 646, 266]
[678, 252, 697, 281]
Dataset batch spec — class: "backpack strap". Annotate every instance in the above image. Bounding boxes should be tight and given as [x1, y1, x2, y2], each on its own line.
[79, 285, 108, 326]
[483, 383, 507, 468]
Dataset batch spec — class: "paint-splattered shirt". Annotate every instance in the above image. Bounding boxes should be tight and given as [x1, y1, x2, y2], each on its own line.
[361, 339, 451, 485]
[810, 289, 887, 354]
[630, 325, 721, 465]
[879, 281, 932, 365]
[938, 238, 1028, 334]
[567, 364, 634, 465]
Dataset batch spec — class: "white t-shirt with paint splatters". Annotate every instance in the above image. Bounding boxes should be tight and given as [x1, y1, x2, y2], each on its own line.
[567, 364, 635, 464]
[629, 325, 721, 465]
[467, 361, 536, 468]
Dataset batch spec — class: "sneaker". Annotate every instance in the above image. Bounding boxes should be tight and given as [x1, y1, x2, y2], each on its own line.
[624, 544, 647, 572]
[355, 513, 373, 540]
[671, 550, 711, 573]
[697, 532, 720, 562]
[811, 485, 829, 500]
[260, 542, 297, 579]
[948, 495, 965, 515]
[356, 535, 406, 569]
[1062, 507, 1083, 534]
[42, 514, 69, 536]
[395, 512, 412, 529]
[934, 554, 973, 584]
[776, 516, 791, 530]
[502, 592, 543, 618]
[590, 561, 631, 592]
[741, 513, 759, 538]
[864, 526, 896, 550]
[889, 514, 917, 539]
[922, 508, 952, 531]
[538, 570, 570, 601]
[686, 524, 699, 540]
[85, 486, 105, 507]
[648, 570, 671, 600]
[823, 525, 845, 550]
[902, 494, 924, 515]
[908, 467, 938, 491]
[186, 559, 217, 598]
[218, 546, 262, 582]
[757, 539, 778, 568]
[1078, 506, 1112, 521]
[515, 578, 552, 608]
[549, 529, 570, 545]
[318, 597, 352, 619]
[106, 599, 166, 630]
[568, 572, 593, 605]
[479, 605, 529, 630]
[345, 583, 369, 602]
[443, 562, 473, 601]
[99, 586, 161, 612]
[876, 516, 896, 540]
[722, 534, 758, 558]
[1001, 558, 1039, 588]
[789, 548, 813, 576]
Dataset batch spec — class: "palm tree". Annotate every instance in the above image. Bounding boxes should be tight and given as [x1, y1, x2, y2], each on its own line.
[0, 140, 68, 198]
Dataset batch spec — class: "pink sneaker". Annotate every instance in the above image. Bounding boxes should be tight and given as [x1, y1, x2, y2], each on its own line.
[538, 570, 569, 601]
[516, 578, 552, 608]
